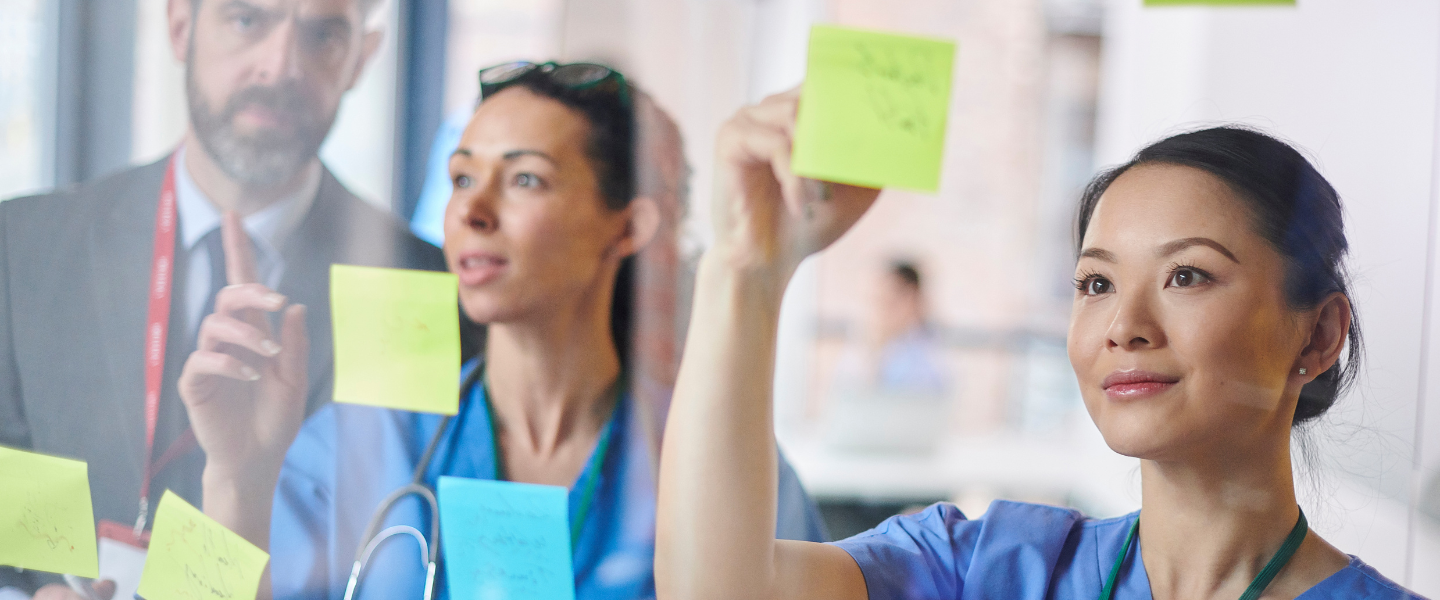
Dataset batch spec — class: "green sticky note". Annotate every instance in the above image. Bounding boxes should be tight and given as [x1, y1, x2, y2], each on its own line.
[137, 491, 268, 600]
[331, 264, 462, 415]
[0, 446, 99, 578]
[794, 24, 956, 193]
[1144, 0, 1294, 5]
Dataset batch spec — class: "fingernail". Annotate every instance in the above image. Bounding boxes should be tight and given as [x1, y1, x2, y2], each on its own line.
[265, 293, 286, 307]
[260, 340, 282, 356]
[241, 366, 261, 381]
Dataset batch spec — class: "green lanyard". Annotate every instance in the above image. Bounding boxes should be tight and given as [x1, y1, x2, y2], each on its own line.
[1098, 508, 1308, 600]
[481, 378, 622, 550]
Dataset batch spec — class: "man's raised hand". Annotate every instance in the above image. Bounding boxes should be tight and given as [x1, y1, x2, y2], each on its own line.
[177, 211, 307, 484]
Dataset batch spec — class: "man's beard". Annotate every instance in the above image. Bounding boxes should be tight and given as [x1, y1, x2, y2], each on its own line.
[185, 63, 334, 188]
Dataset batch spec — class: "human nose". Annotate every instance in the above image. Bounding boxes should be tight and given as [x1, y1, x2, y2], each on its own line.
[450, 178, 501, 233]
[1105, 288, 1165, 351]
[252, 18, 302, 84]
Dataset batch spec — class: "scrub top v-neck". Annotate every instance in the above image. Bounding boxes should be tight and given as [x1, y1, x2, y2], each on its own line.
[831, 501, 1423, 600]
[269, 358, 828, 600]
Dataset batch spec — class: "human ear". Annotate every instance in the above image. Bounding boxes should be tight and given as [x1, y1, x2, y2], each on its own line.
[167, 0, 194, 63]
[345, 29, 385, 92]
[609, 197, 662, 260]
[1295, 292, 1352, 382]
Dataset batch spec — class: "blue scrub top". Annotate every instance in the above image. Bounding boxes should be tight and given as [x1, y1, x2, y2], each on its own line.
[833, 500, 1424, 600]
[270, 359, 829, 600]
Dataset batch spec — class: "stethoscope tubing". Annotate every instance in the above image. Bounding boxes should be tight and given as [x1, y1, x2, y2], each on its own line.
[343, 365, 484, 600]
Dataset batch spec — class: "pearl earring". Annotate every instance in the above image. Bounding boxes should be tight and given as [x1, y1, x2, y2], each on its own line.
[1298, 368, 1307, 375]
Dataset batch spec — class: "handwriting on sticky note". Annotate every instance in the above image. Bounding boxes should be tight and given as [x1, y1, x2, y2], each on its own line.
[137, 491, 268, 600]
[0, 446, 98, 578]
[793, 24, 956, 193]
[439, 477, 575, 600]
[331, 264, 461, 415]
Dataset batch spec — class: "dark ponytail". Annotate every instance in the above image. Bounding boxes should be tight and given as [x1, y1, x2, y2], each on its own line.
[1075, 126, 1362, 425]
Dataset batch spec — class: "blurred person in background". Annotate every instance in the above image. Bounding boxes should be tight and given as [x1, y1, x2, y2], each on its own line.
[175, 61, 826, 599]
[655, 91, 1423, 600]
[0, 0, 443, 597]
[833, 260, 947, 396]
[824, 260, 950, 454]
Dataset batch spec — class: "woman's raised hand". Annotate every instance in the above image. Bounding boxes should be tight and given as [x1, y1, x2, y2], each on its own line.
[709, 87, 880, 290]
[177, 212, 308, 497]
[656, 87, 874, 600]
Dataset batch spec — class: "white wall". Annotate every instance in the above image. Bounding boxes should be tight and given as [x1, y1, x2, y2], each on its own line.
[317, 1, 399, 209]
[0, 0, 50, 199]
[1096, 0, 1440, 590]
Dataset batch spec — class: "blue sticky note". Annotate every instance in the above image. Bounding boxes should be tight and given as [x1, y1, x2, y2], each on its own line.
[438, 476, 575, 600]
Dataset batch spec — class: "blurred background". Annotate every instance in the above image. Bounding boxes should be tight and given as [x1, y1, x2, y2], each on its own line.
[1, 0, 1437, 592]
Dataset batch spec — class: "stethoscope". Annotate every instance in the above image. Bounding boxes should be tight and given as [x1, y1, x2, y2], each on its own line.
[341, 364, 622, 600]
[342, 365, 484, 600]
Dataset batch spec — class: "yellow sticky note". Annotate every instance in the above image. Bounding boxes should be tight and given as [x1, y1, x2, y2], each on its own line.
[137, 491, 268, 600]
[793, 25, 956, 193]
[331, 264, 462, 415]
[0, 446, 98, 578]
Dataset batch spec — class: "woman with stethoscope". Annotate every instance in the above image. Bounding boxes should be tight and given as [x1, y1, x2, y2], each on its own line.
[653, 91, 1424, 599]
[175, 63, 827, 600]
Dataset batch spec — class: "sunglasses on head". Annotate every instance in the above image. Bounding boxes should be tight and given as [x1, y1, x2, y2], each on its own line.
[478, 61, 630, 105]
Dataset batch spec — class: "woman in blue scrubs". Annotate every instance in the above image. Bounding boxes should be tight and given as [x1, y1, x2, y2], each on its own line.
[176, 64, 826, 600]
[654, 90, 1425, 599]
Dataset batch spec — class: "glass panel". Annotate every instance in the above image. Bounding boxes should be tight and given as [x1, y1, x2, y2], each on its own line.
[0, 0, 49, 199]
[2, 0, 1437, 596]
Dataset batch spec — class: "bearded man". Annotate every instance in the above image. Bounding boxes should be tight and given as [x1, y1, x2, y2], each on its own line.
[0, 0, 443, 595]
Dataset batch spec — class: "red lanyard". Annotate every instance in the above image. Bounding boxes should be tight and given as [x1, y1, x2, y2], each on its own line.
[131, 154, 197, 536]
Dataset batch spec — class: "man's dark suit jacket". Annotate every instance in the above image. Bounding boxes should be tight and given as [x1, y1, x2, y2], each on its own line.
[0, 157, 445, 591]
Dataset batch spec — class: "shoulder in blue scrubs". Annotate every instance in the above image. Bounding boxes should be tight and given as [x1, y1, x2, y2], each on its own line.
[832, 500, 1422, 600]
[270, 358, 829, 600]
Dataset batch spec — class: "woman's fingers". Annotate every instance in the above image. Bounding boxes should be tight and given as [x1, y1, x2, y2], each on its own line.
[723, 111, 808, 223]
[221, 211, 261, 286]
[712, 82, 884, 270]
[183, 350, 263, 384]
[197, 312, 281, 357]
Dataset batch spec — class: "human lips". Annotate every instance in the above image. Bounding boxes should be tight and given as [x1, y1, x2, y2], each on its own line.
[1101, 370, 1180, 399]
[454, 252, 508, 286]
[234, 104, 294, 129]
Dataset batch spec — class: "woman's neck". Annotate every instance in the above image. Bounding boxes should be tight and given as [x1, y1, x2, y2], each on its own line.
[1136, 433, 1346, 600]
[483, 294, 621, 460]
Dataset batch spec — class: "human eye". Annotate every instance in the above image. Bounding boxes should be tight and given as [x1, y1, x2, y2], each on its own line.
[511, 172, 546, 189]
[300, 20, 349, 58]
[227, 7, 266, 34]
[453, 174, 474, 189]
[1164, 264, 1213, 289]
[1074, 271, 1113, 296]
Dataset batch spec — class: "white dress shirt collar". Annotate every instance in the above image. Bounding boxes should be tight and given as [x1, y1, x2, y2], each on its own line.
[173, 145, 321, 257]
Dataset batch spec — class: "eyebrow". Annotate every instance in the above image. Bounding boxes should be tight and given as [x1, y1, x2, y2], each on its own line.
[1157, 237, 1239, 263]
[502, 149, 558, 165]
[449, 148, 558, 167]
[220, 0, 272, 15]
[1078, 248, 1118, 263]
[299, 15, 352, 33]
[1078, 237, 1240, 265]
